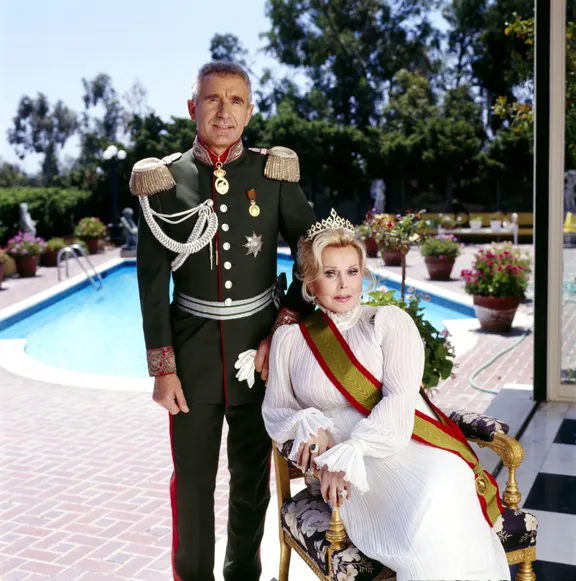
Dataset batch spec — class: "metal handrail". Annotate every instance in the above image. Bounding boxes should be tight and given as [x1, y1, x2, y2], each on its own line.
[56, 244, 103, 289]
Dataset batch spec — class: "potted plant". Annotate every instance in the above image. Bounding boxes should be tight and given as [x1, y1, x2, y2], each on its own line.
[74, 217, 107, 254]
[356, 222, 378, 257]
[420, 235, 461, 280]
[489, 212, 502, 232]
[6, 231, 47, 278]
[438, 214, 457, 230]
[378, 210, 425, 298]
[356, 211, 396, 257]
[364, 288, 456, 390]
[44, 237, 67, 267]
[469, 215, 483, 231]
[461, 243, 531, 332]
[378, 218, 404, 266]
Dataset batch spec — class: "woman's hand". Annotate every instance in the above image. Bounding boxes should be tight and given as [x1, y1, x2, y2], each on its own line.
[319, 467, 352, 507]
[297, 428, 333, 473]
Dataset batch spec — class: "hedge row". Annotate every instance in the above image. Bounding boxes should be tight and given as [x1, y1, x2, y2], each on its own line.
[0, 187, 91, 244]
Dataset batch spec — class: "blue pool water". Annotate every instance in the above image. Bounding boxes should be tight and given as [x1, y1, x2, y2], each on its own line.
[0, 256, 473, 378]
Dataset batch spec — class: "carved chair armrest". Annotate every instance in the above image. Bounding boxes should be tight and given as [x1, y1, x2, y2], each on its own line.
[468, 432, 524, 510]
[449, 409, 510, 442]
[273, 440, 349, 564]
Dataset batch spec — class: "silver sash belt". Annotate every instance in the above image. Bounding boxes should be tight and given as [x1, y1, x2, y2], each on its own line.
[174, 280, 284, 321]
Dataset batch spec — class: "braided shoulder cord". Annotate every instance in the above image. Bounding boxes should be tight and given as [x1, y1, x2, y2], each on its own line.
[139, 196, 218, 272]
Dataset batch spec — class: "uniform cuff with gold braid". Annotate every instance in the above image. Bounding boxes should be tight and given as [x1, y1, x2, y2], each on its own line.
[271, 307, 302, 335]
[146, 346, 177, 376]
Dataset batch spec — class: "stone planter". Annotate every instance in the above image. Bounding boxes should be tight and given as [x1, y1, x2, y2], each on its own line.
[15, 255, 40, 278]
[365, 237, 379, 258]
[470, 220, 483, 231]
[473, 295, 521, 333]
[382, 249, 405, 267]
[490, 220, 502, 232]
[424, 256, 456, 280]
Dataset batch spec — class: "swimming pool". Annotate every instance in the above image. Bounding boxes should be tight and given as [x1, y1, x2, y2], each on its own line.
[0, 256, 474, 378]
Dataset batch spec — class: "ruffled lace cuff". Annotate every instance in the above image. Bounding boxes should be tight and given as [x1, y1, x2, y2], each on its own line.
[287, 409, 340, 464]
[314, 439, 369, 493]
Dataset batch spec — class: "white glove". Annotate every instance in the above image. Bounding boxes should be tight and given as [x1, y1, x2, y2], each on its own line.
[234, 349, 257, 388]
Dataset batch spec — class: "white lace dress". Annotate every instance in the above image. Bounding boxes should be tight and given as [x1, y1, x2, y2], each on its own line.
[262, 304, 511, 581]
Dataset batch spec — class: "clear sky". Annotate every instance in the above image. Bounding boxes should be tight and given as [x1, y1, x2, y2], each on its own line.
[0, 0, 286, 172]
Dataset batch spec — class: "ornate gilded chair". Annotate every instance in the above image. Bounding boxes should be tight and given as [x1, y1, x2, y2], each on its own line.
[273, 409, 538, 581]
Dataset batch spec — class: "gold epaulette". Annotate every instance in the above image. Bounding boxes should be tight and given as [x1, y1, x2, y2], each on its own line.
[129, 152, 182, 196]
[250, 146, 300, 183]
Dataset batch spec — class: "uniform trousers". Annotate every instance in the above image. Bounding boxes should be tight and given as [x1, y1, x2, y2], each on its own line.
[169, 401, 271, 581]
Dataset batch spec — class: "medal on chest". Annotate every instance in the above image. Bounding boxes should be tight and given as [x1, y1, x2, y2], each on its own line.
[214, 162, 229, 195]
[246, 189, 260, 217]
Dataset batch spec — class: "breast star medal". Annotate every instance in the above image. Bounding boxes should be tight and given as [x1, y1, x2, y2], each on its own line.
[246, 189, 260, 217]
[244, 232, 263, 258]
[214, 162, 229, 195]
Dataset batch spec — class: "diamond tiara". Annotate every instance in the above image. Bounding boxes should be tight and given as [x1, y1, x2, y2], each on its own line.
[305, 208, 356, 241]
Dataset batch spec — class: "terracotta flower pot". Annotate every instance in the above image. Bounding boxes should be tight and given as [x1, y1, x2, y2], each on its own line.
[83, 238, 100, 255]
[365, 237, 378, 258]
[473, 295, 521, 333]
[382, 249, 405, 267]
[15, 255, 40, 278]
[425, 256, 456, 280]
[43, 249, 60, 267]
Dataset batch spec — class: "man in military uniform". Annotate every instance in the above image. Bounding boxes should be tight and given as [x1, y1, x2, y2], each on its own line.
[130, 61, 315, 581]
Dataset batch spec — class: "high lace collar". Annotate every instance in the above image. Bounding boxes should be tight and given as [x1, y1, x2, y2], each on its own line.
[317, 303, 362, 330]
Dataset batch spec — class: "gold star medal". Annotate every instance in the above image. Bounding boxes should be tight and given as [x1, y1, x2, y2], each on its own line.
[214, 162, 229, 195]
[246, 189, 260, 217]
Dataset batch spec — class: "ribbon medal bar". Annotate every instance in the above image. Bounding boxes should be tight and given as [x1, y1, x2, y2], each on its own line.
[246, 189, 260, 217]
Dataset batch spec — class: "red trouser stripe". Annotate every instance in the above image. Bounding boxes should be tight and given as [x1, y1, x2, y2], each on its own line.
[169, 415, 182, 581]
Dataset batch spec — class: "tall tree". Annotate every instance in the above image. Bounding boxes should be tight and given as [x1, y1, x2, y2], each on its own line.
[263, 0, 440, 128]
[442, 0, 487, 89]
[210, 33, 250, 67]
[471, 0, 533, 130]
[7, 93, 77, 184]
[81, 73, 124, 142]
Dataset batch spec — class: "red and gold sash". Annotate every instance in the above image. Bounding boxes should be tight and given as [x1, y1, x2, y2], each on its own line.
[299, 310, 504, 527]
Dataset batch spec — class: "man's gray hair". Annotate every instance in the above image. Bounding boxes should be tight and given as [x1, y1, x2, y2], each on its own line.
[191, 61, 252, 103]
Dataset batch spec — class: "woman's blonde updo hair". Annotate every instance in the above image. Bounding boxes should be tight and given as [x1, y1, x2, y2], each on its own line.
[297, 228, 369, 303]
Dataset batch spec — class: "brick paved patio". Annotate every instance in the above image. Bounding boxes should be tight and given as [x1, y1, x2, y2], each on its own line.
[1, 243, 574, 579]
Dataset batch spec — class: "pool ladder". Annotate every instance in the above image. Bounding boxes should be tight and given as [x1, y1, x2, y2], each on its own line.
[57, 244, 103, 290]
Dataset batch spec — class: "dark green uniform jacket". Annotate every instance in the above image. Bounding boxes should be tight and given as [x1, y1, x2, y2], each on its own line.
[136, 144, 315, 406]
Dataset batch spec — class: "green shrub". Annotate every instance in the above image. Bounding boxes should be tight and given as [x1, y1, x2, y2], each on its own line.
[419, 235, 461, 259]
[46, 237, 67, 251]
[0, 187, 92, 244]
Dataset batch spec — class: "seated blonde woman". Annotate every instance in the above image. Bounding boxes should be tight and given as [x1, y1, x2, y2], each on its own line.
[261, 211, 511, 581]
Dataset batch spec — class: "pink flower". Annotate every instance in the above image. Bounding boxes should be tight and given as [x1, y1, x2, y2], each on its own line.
[439, 254, 445, 260]
[497, 265, 503, 271]
[488, 261, 494, 266]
